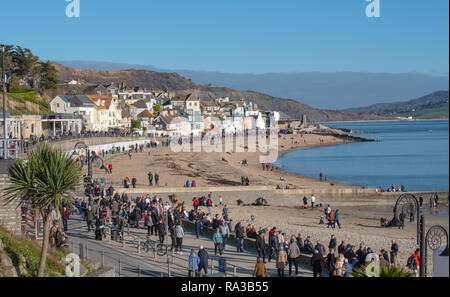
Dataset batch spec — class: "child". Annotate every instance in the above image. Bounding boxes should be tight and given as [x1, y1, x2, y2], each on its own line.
[319, 216, 324, 225]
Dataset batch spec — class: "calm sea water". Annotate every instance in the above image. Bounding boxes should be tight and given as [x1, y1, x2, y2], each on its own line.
[274, 120, 449, 191]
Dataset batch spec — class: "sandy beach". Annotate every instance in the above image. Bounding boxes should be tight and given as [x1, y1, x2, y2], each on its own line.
[92, 133, 360, 189]
[87, 133, 449, 275]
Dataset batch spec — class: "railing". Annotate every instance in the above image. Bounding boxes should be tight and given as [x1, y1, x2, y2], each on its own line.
[0, 139, 22, 159]
[100, 216, 242, 277]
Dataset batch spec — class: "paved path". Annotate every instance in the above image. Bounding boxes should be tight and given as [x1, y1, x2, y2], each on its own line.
[66, 214, 313, 277]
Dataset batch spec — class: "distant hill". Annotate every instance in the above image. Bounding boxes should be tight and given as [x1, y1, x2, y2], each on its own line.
[344, 91, 449, 119]
[56, 60, 450, 110]
[54, 64, 391, 123]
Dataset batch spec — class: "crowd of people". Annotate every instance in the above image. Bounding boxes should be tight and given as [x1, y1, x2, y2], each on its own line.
[36, 174, 432, 278]
[183, 194, 422, 278]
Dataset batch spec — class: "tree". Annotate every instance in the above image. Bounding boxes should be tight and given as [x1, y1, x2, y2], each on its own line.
[36, 61, 58, 93]
[153, 104, 161, 112]
[10, 45, 39, 78]
[5, 144, 81, 277]
[131, 120, 141, 129]
[352, 264, 414, 277]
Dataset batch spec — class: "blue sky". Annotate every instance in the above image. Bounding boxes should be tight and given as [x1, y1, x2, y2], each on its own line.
[0, 0, 448, 75]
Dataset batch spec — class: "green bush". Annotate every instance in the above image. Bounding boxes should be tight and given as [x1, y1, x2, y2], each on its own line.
[0, 226, 68, 277]
[131, 120, 141, 129]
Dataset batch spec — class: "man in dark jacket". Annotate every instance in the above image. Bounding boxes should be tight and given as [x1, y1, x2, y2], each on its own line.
[235, 222, 245, 253]
[151, 209, 159, 236]
[390, 240, 399, 266]
[268, 232, 279, 263]
[198, 246, 209, 276]
[157, 219, 166, 244]
[329, 235, 337, 255]
[338, 241, 347, 256]
[311, 249, 323, 277]
[315, 241, 326, 257]
[356, 244, 367, 267]
[304, 241, 315, 255]
[85, 206, 95, 232]
[132, 207, 142, 228]
[194, 218, 202, 239]
[326, 249, 337, 277]
[256, 232, 266, 263]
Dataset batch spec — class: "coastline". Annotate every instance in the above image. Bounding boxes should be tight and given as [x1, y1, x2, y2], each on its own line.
[318, 118, 449, 124]
[89, 133, 368, 191]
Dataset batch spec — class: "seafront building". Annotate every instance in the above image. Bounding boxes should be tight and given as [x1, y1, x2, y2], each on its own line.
[47, 86, 301, 137]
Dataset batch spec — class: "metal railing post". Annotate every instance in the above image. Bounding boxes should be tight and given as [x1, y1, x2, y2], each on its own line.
[168, 261, 171, 277]
[138, 265, 141, 277]
[172, 248, 175, 264]
[233, 266, 237, 277]
[101, 251, 105, 267]
[118, 259, 121, 277]
[79, 243, 84, 260]
[154, 242, 157, 259]
[137, 238, 141, 254]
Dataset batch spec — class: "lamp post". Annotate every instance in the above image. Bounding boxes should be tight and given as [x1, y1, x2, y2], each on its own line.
[392, 194, 424, 276]
[424, 225, 449, 276]
[2, 46, 7, 158]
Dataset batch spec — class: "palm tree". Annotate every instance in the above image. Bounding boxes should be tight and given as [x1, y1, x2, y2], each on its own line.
[352, 264, 414, 277]
[5, 144, 81, 277]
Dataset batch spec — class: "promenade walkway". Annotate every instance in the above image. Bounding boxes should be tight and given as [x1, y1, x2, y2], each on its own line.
[66, 214, 313, 277]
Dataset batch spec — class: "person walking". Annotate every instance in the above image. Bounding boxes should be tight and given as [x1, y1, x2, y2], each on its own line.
[154, 173, 159, 186]
[194, 218, 202, 239]
[287, 237, 301, 276]
[198, 246, 209, 276]
[175, 222, 184, 254]
[311, 195, 316, 208]
[334, 210, 342, 229]
[335, 254, 346, 277]
[327, 248, 337, 277]
[311, 249, 323, 277]
[253, 258, 267, 277]
[85, 205, 95, 232]
[206, 198, 213, 216]
[268, 231, 279, 263]
[61, 207, 70, 232]
[329, 235, 337, 255]
[408, 248, 421, 277]
[213, 228, 223, 256]
[188, 249, 200, 277]
[390, 240, 399, 267]
[276, 246, 288, 277]
[148, 172, 153, 186]
[219, 221, 230, 251]
[131, 177, 137, 189]
[157, 219, 166, 244]
[256, 232, 266, 263]
[145, 211, 153, 236]
[235, 222, 245, 253]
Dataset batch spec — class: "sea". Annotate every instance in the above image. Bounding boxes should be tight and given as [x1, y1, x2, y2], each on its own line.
[274, 120, 449, 191]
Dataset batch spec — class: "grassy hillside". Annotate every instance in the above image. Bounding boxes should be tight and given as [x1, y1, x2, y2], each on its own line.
[55, 64, 392, 123]
[345, 91, 449, 119]
[0, 226, 67, 277]
[6, 87, 52, 115]
[396, 104, 449, 119]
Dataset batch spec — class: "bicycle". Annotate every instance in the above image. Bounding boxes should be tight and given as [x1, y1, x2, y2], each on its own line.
[142, 237, 168, 256]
